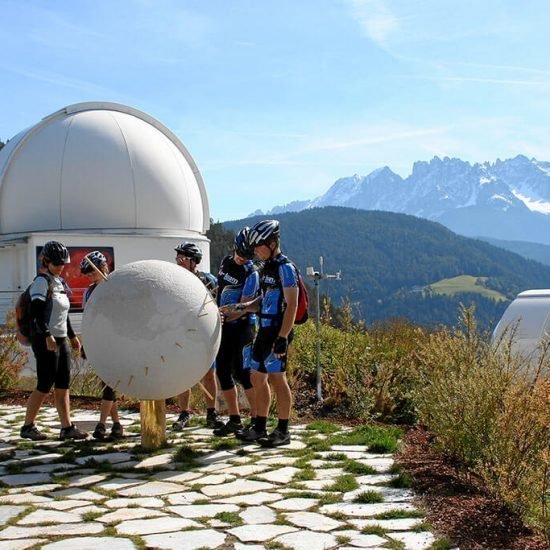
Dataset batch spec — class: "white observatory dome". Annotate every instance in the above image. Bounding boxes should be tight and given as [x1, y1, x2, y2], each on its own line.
[0, 102, 209, 235]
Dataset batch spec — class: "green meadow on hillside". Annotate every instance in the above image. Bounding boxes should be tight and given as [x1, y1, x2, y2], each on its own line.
[428, 275, 508, 301]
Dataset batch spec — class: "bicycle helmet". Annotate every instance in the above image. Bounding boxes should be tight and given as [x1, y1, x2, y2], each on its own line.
[42, 241, 70, 265]
[234, 227, 254, 259]
[80, 251, 107, 274]
[174, 242, 202, 263]
[248, 220, 280, 247]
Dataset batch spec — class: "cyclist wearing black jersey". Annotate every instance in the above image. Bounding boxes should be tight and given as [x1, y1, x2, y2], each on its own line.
[213, 228, 259, 437]
[221, 220, 298, 447]
[172, 242, 223, 430]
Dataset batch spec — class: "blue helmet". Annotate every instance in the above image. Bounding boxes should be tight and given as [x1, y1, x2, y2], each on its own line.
[234, 227, 254, 259]
[80, 251, 107, 274]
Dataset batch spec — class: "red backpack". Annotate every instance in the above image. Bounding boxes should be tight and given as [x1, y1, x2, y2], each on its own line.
[294, 270, 310, 325]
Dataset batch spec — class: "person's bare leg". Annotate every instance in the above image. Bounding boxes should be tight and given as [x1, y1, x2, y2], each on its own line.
[252, 370, 270, 417]
[24, 390, 47, 425]
[99, 400, 113, 424]
[202, 369, 217, 409]
[222, 386, 239, 416]
[268, 372, 292, 420]
[110, 402, 120, 423]
[54, 388, 71, 428]
[177, 390, 191, 412]
[244, 387, 257, 418]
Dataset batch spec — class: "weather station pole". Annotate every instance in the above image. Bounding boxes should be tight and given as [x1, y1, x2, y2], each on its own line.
[306, 256, 341, 401]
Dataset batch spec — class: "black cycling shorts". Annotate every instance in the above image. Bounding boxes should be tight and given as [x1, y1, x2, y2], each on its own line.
[32, 335, 71, 392]
[216, 323, 255, 391]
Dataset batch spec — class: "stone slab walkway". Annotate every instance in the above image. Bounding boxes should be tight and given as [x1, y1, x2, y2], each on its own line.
[0, 405, 441, 549]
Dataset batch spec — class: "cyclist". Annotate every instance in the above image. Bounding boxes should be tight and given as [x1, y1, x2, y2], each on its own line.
[172, 242, 222, 430]
[80, 251, 123, 441]
[221, 220, 298, 447]
[213, 228, 259, 436]
[20, 241, 87, 441]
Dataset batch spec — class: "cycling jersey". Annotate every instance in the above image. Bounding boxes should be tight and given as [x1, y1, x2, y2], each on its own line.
[258, 254, 298, 328]
[217, 255, 259, 325]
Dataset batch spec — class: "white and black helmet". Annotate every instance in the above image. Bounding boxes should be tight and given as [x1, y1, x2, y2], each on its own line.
[80, 251, 107, 274]
[248, 220, 280, 247]
[174, 242, 202, 263]
[42, 241, 70, 265]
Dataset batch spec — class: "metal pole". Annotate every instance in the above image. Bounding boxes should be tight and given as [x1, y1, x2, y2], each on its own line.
[315, 278, 322, 401]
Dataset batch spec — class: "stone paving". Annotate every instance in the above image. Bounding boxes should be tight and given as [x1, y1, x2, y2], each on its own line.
[0, 405, 441, 549]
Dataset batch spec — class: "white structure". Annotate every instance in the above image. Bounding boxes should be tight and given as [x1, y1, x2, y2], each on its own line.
[0, 102, 211, 327]
[492, 289, 550, 364]
[82, 261, 221, 400]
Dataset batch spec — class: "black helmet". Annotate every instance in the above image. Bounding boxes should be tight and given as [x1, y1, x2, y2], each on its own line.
[174, 242, 202, 263]
[234, 227, 254, 259]
[42, 241, 70, 265]
[80, 251, 107, 274]
[248, 220, 280, 247]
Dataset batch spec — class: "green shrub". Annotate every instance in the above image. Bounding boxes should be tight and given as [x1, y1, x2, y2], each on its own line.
[413, 307, 550, 541]
[0, 313, 27, 389]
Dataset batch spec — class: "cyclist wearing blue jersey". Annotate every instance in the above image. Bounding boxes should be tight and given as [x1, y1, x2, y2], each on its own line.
[221, 220, 298, 447]
[213, 228, 259, 437]
[172, 242, 222, 431]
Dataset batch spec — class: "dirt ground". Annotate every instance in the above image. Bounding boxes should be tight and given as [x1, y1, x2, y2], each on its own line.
[396, 427, 547, 550]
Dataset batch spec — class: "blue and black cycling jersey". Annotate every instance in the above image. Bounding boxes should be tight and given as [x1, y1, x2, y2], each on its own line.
[197, 271, 218, 298]
[217, 255, 259, 325]
[258, 253, 298, 328]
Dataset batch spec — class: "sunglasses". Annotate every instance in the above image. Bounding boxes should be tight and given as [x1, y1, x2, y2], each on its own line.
[51, 261, 66, 266]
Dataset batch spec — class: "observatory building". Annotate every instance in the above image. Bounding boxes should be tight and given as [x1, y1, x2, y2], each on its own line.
[0, 102, 211, 325]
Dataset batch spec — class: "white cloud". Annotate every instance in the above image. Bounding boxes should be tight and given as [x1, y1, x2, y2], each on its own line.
[346, 0, 399, 46]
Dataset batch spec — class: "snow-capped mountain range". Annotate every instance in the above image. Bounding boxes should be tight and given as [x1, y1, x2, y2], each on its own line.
[250, 155, 550, 245]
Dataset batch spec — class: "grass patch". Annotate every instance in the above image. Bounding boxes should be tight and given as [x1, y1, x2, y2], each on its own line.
[388, 472, 413, 488]
[210, 438, 241, 451]
[292, 467, 315, 481]
[327, 474, 359, 492]
[174, 445, 203, 466]
[384, 540, 406, 550]
[213, 511, 243, 526]
[361, 525, 387, 536]
[324, 452, 347, 461]
[335, 535, 351, 544]
[374, 509, 425, 520]
[353, 490, 384, 503]
[343, 459, 377, 475]
[81, 511, 103, 521]
[305, 438, 332, 452]
[305, 420, 340, 434]
[317, 493, 342, 505]
[4, 463, 24, 474]
[413, 521, 432, 532]
[265, 542, 293, 550]
[429, 537, 453, 550]
[326, 424, 402, 453]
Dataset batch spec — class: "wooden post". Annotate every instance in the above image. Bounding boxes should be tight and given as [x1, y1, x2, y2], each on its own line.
[140, 399, 166, 449]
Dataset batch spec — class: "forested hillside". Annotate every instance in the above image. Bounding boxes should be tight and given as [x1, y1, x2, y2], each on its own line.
[223, 207, 550, 328]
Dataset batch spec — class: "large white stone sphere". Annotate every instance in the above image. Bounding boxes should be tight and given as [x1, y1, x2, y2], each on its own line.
[81, 260, 221, 400]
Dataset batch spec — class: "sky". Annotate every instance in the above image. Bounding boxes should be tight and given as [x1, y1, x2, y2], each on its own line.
[2, 0, 550, 221]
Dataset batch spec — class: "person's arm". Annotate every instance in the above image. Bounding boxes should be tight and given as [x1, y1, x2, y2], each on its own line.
[66, 316, 81, 352]
[272, 286, 298, 358]
[30, 298, 57, 352]
[273, 263, 299, 358]
[220, 295, 262, 322]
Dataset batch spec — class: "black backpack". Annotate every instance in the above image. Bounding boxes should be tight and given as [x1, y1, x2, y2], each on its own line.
[15, 274, 54, 346]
